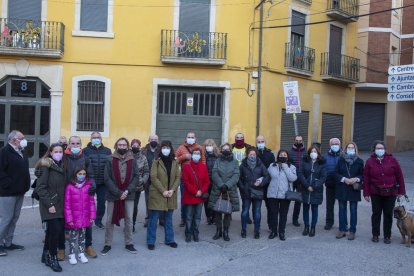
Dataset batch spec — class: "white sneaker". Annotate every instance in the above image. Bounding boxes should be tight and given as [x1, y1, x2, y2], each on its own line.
[78, 253, 88, 263]
[68, 254, 77, 265]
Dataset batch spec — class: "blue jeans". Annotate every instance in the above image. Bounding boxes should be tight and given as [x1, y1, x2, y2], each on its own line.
[339, 201, 358, 233]
[95, 185, 107, 224]
[303, 203, 318, 227]
[147, 210, 174, 245]
[185, 204, 203, 237]
[241, 199, 262, 232]
[180, 178, 186, 221]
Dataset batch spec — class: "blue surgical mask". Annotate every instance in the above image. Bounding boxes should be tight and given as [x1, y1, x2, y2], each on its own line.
[76, 175, 85, 182]
[91, 138, 101, 146]
[375, 149, 385, 157]
[331, 145, 340, 152]
[257, 143, 265, 150]
[70, 147, 81, 155]
[192, 154, 201, 162]
[346, 149, 355, 156]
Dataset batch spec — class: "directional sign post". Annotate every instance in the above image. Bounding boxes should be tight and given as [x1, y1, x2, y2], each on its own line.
[388, 64, 414, 102]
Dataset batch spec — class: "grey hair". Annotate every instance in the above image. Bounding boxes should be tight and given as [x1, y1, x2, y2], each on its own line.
[90, 132, 101, 137]
[7, 130, 20, 141]
[69, 135, 81, 144]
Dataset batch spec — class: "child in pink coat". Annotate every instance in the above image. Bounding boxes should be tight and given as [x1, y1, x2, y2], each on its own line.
[64, 168, 96, 265]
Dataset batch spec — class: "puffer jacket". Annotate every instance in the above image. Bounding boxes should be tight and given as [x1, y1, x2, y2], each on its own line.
[83, 143, 112, 186]
[238, 158, 270, 200]
[324, 150, 341, 188]
[208, 155, 240, 211]
[35, 158, 66, 221]
[257, 147, 275, 169]
[267, 163, 297, 199]
[299, 157, 327, 205]
[64, 180, 96, 229]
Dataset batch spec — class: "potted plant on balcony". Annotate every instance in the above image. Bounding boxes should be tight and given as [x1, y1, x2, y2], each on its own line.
[18, 21, 41, 48]
[186, 32, 207, 54]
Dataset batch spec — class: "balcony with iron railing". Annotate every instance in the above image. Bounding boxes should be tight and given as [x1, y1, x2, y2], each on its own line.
[284, 43, 315, 76]
[161, 30, 227, 65]
[320, 52, 360, 84]
[0, 18, 64, 58]
[326, 0, 359, 23]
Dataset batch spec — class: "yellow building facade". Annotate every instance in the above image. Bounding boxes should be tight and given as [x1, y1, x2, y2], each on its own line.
[0, 0, 360, 166]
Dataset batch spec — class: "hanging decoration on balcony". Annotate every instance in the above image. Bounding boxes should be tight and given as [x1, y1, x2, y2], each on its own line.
[173, 31, 207, 54]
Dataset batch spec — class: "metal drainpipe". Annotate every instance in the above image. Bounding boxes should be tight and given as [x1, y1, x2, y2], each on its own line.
[256, 3, 264, 137]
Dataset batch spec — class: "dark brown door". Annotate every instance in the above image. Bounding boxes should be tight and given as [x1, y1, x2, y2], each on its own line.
[329, 25, 342, 76]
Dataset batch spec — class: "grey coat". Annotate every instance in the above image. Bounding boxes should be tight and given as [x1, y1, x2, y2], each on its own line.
[208, 156, 240, 212]
[267, 163, 297, 199]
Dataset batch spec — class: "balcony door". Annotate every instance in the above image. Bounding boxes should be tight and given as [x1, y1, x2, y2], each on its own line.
[178, 0, 211, 58]
[328, 25, 342, 76]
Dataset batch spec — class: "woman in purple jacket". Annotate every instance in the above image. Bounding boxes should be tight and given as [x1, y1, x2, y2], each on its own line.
[363, 141, 405, 244]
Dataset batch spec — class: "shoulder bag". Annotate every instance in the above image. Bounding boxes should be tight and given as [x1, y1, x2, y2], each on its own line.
[213, 192, 232, 214]
[285, 182, 302, 202]
[345, 163, 362, 191]
[189, 165, 209, 200]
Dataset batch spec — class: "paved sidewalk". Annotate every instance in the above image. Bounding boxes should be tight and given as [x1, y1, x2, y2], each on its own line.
[3, 151, 414, 275]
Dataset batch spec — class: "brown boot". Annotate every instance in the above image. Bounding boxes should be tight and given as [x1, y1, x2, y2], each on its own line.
[336, 231, 346, 239]
[85, 246, 97, 258]
[57, 249, 65, 261]
[348, 233, 355, 240]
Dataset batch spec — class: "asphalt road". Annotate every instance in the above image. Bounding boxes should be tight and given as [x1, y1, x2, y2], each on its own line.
[2, 151, 414, 275]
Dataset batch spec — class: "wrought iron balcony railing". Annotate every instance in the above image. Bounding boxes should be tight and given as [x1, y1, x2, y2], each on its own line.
[285, 42, 315, 75]
[326, 0, 359, 22]
[161, 30, 227, 65]
[320, 52, 360, 83]
[0, 18, 64, 58]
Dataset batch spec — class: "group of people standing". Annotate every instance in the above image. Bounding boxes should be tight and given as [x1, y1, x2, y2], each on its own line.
[0, 129, 407, 273]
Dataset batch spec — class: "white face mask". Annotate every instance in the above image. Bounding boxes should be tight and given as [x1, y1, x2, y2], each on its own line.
[206, 146, 213, 153]
[346, 149, 355, 156]
[186, 138, 195, 145]
[19, 139, 28, 149]
[310, 152, 318, 160]
[331, 145, 340, 152]
[161, 148, 171, 156]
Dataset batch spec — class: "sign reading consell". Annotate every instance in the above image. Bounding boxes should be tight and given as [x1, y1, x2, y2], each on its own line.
[283, 81, 301, 114]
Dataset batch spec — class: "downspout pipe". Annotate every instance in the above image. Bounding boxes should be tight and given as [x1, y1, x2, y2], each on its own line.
[256, 2, 264, 137]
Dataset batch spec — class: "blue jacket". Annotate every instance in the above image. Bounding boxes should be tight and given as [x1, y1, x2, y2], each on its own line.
[335, 157, 364, 202]
[299, 157, 326, 205]
[324, 150, 341, 187]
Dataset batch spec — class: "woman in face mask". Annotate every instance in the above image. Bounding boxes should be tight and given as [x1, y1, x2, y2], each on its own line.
[208, 143, 240, 241]
[267, 150, 297, 241]
[363, 140, 405, 244]
[34, 143, 66, 272]
[203, 139, 219, 224]
[147, 140, 180, 250]
[334, 142, 364, 240]
[238, 147, 270, 239]
[130, 139, 149, 232]
[181, 149, 210, 242]
[298, 146, 327, 237]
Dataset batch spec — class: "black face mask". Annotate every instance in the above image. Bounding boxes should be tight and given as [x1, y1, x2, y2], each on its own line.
[294, 142, 303, 148]
[278, 157, 288, 163]
[131, 147, 140, 154]
[222, 150, 232, 156]
[61, 144, 68, 151]
[150, 141, 158, 148]
[117, 148, 128, 155]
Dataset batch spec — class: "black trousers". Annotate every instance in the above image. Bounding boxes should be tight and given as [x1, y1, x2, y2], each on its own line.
[214, 212, 231, 228]
[44, 218, 64, 255]
[268, 198, 290, 234]
[292, 181, 302, 221]
[371, 195, 396, 238]
[325, 186, 336, 226]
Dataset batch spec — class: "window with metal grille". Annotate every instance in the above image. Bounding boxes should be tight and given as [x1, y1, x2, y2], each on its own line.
[77, 81, 105, 131]
[193, 92, 222, 116]
[158, 89, 187, 115]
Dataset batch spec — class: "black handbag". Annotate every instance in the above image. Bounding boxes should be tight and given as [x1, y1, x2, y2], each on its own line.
[213, 192, 232, 214]
[250, 187, 264, 199]
[285, 183, 302, 202]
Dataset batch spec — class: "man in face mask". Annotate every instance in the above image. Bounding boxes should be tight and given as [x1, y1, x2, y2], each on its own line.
[288, 135, 307, 227]
[83, 132, 112, 229]
[231, 133, 251, 166]
[63, 136, 97, 259]
[323, 137, 342, 230]
[176, 132, 206, 227]
[0, 130, 30, 256]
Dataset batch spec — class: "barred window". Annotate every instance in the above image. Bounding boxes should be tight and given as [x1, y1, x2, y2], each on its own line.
[77, 81, 105, 131]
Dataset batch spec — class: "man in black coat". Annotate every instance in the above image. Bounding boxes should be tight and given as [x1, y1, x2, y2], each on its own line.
[288, 135, 307, 227]
[0, 130, 30, 256]
[83, 132, 112, 229]
[256, 135, 275, 229]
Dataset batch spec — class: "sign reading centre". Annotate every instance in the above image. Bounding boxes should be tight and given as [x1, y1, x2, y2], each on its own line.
[388, 64, 414, 75]
[283, 81, 301, 113]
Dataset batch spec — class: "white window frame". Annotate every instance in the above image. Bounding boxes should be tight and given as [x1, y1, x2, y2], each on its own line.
[71, 75, 111, 137]
[1, 0, 48, 21]
[72, 0, 114, 38]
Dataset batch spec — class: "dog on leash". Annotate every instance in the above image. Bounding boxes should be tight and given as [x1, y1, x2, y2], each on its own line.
[394, 205, 414, 247]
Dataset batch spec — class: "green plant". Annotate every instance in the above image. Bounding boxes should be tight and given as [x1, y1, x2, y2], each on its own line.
[186, 32, 207, 53]
[18, 21, 41, 44]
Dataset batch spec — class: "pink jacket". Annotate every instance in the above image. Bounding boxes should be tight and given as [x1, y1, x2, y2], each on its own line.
[64, 180, 96, 229]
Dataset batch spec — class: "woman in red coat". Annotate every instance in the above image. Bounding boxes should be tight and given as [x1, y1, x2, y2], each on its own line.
[363, 141, 405, 244]
[182, 148, 210, 242]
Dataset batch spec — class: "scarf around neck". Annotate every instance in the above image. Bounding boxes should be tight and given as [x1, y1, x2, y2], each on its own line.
[344, 153, 357, 165]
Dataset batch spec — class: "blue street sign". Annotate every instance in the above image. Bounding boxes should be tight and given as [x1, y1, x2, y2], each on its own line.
[388, 83, 414, 93]
[388, 92, 414, 101]
[388, 73, 414, 84]
[388, 64, 414, 75]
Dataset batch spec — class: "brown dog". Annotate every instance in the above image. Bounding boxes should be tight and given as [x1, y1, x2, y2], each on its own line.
[394, 206, 414, 247]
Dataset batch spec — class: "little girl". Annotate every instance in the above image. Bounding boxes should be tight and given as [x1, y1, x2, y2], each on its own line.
[64, 168, 96, 265]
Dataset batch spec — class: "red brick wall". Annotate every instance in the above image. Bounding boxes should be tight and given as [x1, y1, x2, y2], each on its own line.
[369, 0, 392, 27]
[402, 0, 414, 34]
[400, 38, 413, 65]
[366, 32, 390, 83]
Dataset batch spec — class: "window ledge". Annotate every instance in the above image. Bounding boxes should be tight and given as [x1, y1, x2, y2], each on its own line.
[72, 30, 114, 39]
